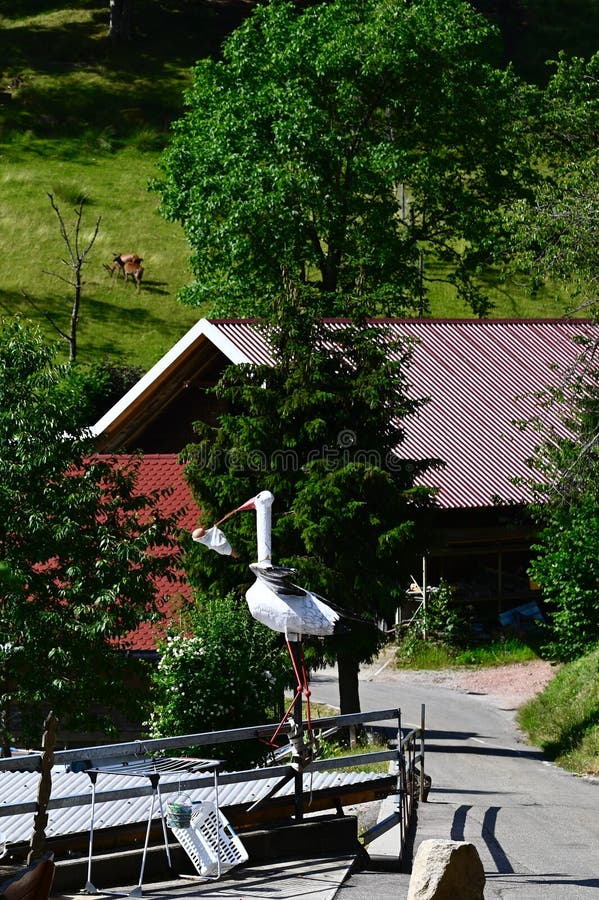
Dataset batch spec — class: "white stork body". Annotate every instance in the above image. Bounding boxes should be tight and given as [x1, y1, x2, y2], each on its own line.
[191, 489, 362, 754]
[246, 564, 340, 639]
[244, 491, 344, 639]
[193, 490, 353, 637]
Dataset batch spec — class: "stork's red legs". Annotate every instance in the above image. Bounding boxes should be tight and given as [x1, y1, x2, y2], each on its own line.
[266, 638, 313, 749]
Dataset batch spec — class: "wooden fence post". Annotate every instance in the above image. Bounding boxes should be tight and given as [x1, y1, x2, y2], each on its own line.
[27, 712, 58, 863]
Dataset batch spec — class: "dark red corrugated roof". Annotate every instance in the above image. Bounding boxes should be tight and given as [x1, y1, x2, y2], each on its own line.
[211, 318, 596, 508]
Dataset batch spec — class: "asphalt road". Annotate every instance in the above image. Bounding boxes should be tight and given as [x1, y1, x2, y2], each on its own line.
[310, 668, 599, 900]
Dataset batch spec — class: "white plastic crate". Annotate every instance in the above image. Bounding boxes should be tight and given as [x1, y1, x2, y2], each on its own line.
[170, 802, 248, 878]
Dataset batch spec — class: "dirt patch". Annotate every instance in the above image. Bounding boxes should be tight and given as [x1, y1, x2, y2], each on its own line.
[451, 659, 557, 705]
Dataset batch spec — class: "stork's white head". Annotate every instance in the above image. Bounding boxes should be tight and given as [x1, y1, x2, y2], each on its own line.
[254, 491, 274, 508]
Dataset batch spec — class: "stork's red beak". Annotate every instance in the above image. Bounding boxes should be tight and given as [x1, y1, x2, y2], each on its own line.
[234, 497, 256, 513]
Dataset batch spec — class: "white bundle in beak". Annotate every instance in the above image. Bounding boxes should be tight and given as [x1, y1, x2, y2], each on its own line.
[192, 525, 235, 556]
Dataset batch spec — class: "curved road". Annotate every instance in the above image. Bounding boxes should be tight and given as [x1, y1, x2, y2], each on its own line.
[310, 669, 599, 899]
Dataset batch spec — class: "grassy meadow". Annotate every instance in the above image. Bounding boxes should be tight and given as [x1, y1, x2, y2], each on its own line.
[0, 0, 249, 370]
[0, 0, 593, 373]
[0, 151, 201, 366]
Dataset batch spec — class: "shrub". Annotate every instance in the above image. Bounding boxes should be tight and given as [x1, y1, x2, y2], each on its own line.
[529, 496, 599, 661]
[396, 579, 469, 667]
[145, 593, 289, 767]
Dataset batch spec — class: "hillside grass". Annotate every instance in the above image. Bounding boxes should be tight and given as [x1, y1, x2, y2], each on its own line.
[0, 150, 201, 365]
[517, 645, 599, 775]
[0, 0, 244, 370]
[0, 0, 593, 373]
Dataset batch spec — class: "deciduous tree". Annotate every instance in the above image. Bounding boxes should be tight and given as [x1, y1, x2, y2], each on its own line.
[526, 357, 599, 660]
[23, 194, 100, 363]
[0, 320, 179, 752]
[154, 0, 533, 318]
[505, 51, 599, 314]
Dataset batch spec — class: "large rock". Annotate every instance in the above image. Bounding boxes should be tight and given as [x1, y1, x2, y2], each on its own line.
[407, 839, 485, 900]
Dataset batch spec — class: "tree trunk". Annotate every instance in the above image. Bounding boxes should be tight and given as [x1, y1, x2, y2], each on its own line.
[70, 268, 81, 362]
[337, 653, 361, 715]
[109, 0, 133, 43]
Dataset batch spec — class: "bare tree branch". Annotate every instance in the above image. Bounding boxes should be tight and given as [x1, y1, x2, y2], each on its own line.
[45, 193, 101, 362]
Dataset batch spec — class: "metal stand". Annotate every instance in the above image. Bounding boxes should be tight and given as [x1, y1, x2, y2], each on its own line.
[83, 757, 220, 896]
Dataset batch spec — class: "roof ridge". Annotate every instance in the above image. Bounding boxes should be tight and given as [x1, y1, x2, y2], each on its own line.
[209, 316, 594, 326]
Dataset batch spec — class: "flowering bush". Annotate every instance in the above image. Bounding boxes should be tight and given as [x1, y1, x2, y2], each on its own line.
[146, 593, 289, 766]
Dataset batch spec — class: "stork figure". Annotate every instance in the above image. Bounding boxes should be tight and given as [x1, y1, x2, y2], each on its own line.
[192, 491, 354, 757]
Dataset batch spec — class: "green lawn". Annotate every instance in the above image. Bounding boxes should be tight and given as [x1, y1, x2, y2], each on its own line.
[0, 149, 203, 368]
[0, 0, 238, 370]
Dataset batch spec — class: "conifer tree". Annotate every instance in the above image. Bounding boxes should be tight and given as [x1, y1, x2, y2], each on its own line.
[183, 303, 439, 712]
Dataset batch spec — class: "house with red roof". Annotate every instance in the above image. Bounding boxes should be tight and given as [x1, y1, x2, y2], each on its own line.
[94, 317, 597, 639]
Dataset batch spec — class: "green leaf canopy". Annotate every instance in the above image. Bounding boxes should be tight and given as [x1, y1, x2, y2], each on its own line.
[0, 321, 180, 747]
[155, 0, 533, 317]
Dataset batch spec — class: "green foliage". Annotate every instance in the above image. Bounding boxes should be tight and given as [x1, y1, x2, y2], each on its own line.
[454, 637, 540, 667]
[394, 582, 542, 668]
[503, 51, 599, 314]
[418, 581, 465, 643]
[525, 364, 599, 662]
[66, 359, 144, 424]
[395, 638, 458, 670]
[146, 594, 289, 768]
[530, 496, 599, 661]
[517, 645, 599, 775]
[155, 0, 535, 318]
[396, 626, 540, 669]
[396, 580, 469, 665]
[0, 319, 179, 747]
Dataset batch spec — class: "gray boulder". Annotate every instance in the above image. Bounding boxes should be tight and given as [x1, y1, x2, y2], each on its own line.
[407, 839, 485, 899]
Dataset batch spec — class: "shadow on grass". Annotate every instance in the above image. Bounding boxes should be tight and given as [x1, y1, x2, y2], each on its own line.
[0, 0, 254, 146]
[540, 707, 599, 760]
[138, 280, 171, 296]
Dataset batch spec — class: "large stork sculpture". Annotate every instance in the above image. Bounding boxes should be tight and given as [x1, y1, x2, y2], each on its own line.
[192, 491, 360, 784]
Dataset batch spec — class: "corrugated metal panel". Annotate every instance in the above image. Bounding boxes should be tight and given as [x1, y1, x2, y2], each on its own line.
[0, 766, 389, 846]
[209, 318, 596, 508]
[213, 320, 276, 366]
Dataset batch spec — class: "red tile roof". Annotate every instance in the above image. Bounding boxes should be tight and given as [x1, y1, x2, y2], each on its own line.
[106, 454, 200, 653]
